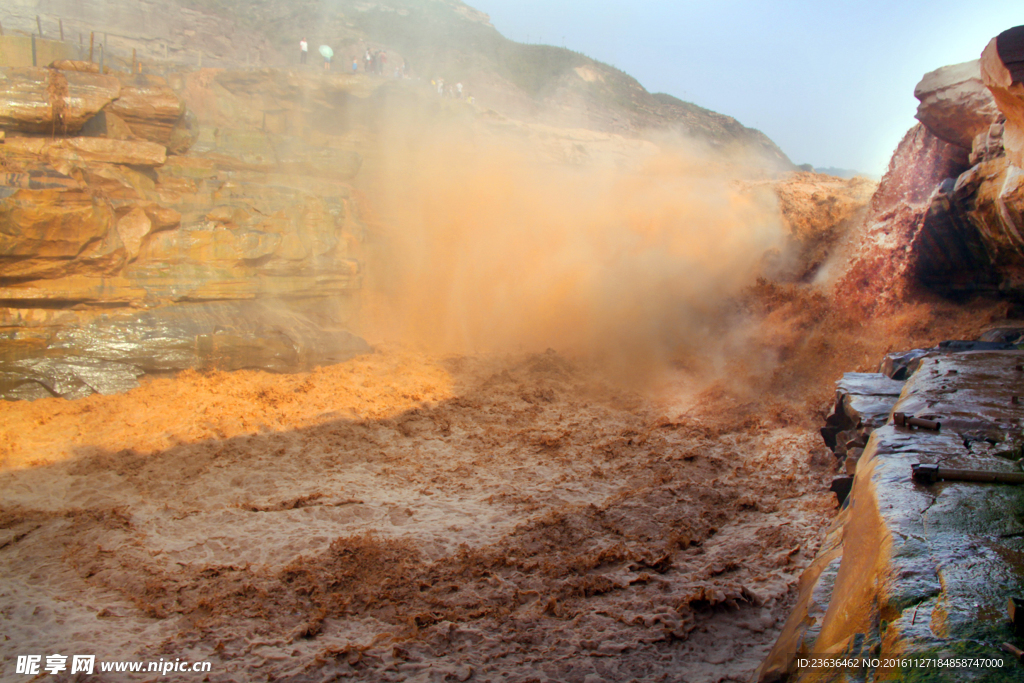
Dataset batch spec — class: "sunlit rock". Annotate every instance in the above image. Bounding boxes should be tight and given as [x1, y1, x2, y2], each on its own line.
[981, 26, 1024, 167]
[0, 301, 370, 400]
[0, 275, 145, 306]
[914, 60, 999, 151]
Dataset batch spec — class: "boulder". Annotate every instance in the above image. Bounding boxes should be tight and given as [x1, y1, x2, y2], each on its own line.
[106, 74, 186, 146]
[961, 156, 1024, 292]
[981, 26, 1024, 167]
[914, 60, 999, 150]
[0, 67, 121, 134]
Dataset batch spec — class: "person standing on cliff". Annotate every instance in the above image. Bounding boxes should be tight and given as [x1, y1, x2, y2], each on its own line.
[364, 48, 372, 73]
[300, 38, 308, 65]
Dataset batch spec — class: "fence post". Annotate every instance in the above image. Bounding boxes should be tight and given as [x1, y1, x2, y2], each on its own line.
[99, 45, 104, 74]
[0, 21, 4, 37]
[89, 32, 94, 62]
[36, 15, 42, 38]
[132, 48, 136, 73]
[59, 19, 64, 42]
[31, 34, 37, 66]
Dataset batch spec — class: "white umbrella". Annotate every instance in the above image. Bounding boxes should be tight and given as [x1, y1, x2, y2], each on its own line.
[318, 45, 333, 60]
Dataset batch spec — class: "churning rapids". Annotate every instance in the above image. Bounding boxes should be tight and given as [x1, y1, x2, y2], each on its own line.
[0, 287, 996, 682]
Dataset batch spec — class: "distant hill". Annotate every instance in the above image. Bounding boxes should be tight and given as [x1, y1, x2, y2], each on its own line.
[3, 0, 794, 169]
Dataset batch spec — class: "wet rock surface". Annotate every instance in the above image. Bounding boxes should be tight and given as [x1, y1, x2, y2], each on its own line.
[760, 348, 1024, 682]
[0, 300, 370, 400]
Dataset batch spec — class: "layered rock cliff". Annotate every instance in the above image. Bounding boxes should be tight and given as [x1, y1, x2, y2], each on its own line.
[0, 64, 374, 399]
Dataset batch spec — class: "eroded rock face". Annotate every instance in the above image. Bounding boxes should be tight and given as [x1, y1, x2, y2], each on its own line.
[759, 349, 1024, 682]
[914, 60, 999, 151]
[832, 124, 970, 312]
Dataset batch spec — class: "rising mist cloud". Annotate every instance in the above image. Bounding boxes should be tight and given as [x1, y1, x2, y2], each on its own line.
[360, 109, 786, 380]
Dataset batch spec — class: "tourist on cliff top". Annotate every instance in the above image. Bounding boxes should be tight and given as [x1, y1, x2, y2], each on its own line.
[319, 45, 333, 70]
[300, 38, 308, 65]
[352, 59, 358, 73]
[380, 51, 388, 75]
[364, 48, 372, 72]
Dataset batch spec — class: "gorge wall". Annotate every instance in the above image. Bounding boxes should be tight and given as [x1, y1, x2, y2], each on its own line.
[0, 64, 378, 399]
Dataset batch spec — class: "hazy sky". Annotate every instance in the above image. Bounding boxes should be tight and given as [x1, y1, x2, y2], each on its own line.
[470, 0, 1022, 173]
